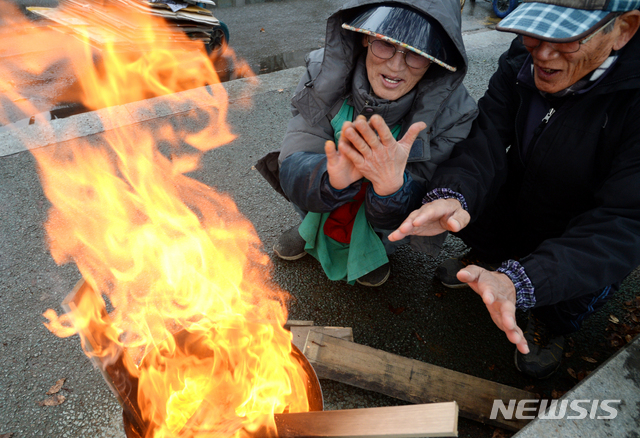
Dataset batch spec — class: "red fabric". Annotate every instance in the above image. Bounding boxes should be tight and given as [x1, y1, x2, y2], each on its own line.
[323, 182, 369, 244]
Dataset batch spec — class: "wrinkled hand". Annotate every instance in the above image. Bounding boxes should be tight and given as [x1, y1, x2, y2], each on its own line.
[457, 265, 530, 354]
[324, 122, 364, 190]
[388, 198, 470, 241]
[338, 114, 426, 196]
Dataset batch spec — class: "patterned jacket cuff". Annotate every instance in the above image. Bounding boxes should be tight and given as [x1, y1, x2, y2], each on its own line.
[496, 259, 536, 310]
[422, 188, 468, 211]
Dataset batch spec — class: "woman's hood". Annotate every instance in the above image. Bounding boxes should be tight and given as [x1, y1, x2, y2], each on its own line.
[293, 0, 469, 127]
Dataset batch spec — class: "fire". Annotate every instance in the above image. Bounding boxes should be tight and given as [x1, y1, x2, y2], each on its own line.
[2, 0, 310, 436]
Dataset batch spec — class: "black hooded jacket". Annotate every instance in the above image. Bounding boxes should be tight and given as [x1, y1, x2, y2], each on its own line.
[429, 34, 640, 307]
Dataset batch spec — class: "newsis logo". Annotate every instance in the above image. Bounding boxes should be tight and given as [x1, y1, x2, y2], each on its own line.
[490, 399, 621, 420]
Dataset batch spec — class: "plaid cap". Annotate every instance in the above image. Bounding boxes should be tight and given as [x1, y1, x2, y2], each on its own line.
[496, 0, 640, 42]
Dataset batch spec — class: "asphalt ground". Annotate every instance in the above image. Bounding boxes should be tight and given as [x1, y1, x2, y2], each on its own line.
[1, 3, 640, 438]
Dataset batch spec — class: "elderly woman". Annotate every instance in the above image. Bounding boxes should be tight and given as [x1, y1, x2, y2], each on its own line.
[257, 0, 477, 286]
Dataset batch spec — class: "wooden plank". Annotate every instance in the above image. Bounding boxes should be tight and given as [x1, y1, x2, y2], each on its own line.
[285, 320, 315, 329]
[274, 403, 458, 438]
[290, 326, 353, 353]
[303, 331, 535, 431]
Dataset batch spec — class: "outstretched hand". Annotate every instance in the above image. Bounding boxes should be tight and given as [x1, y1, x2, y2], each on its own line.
[388, 198, 470, 241]
[457, 265, 530, 355]
[324, 122, 364, 190]
[338, 114, 426, 196]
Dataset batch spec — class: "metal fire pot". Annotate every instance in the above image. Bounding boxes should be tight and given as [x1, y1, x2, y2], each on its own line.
[122, 329, 323, 438]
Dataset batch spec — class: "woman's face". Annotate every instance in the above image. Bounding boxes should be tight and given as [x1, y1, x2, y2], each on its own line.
[363, 36, 430, 100]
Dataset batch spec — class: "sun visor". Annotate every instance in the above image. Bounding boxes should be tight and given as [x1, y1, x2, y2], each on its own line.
[342, 6, 457, 72]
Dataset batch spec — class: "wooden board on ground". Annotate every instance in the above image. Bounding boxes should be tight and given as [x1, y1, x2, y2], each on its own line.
[290, 325, 353, 353]
[303, 331, 535, 431]
[284, 320, 315, 329]
[275, 402, 458, 438]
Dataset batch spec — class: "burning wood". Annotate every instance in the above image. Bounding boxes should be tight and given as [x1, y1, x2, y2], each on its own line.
[1, 2, 317, 436]
[64, 281, 458, 438]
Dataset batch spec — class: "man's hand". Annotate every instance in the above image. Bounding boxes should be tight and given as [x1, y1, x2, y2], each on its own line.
[457, 265, 530, 354]
[324, 122, 364, 190]
[388, 198, 470, 241]
[338, 114, 426, 196]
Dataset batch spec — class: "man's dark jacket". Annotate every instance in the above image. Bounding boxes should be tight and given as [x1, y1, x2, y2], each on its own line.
[422, 35, 640, 308]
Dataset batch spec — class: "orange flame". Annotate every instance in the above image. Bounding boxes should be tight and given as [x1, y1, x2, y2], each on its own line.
[1, 0, 310, 435]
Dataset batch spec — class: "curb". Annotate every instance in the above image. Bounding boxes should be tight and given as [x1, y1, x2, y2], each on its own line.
[0, 66, 306, 157]
[514, 334, 640, 437]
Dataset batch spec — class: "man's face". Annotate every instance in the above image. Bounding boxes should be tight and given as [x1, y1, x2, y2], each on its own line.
[363, 36, 430, 100]
[525, 23, 619, 94]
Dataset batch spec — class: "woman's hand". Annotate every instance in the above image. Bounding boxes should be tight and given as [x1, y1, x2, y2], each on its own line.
[324, 122, 364, 190]
[339, 114, 426, 196]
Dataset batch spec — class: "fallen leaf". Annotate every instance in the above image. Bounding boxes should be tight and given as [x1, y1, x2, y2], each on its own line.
[434, 292, 443, 298]
[259, 27, 265, 32]
[0, 433, 14, 438]
[46, 378, 66, 395]
[491, 429, 508, 438]
[564, 351, 574, 358]
[577, 370, 586, 381]
[625, 334, 634, 343]
[488, 364, 495, 371]
[609, 315, 620, 324]
[567, 368, 577, 379]
[551, 389, 566, 399]
[387, 303, 405, 315]
[582, 356, 597, 363]
[277, 89, 284, 93]
[524, 385, 536, 392]
[631, 314, 639, 323]
[37, 394, 65, 406]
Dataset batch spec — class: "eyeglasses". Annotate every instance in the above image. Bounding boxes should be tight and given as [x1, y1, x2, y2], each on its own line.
[519, 16, 618, 54]
[367, 38, 430, 69]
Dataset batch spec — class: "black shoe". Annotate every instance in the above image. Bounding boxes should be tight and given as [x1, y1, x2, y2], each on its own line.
[273, 225, 307, 260]
[356, 263, 390, 287]
[515, 313, 565, 379]
[435, 251, 499, 289]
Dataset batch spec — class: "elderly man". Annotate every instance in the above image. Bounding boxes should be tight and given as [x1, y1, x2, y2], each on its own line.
[387, 0, 640, 378]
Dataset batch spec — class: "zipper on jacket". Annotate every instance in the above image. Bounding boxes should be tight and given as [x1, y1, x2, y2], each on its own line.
[538, 108, 556, 129]
[525, 107, 556, 163]
[360, 100, 376, 120]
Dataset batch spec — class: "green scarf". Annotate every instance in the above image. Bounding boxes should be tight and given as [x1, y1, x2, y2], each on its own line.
[298, 99, 400, 283]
